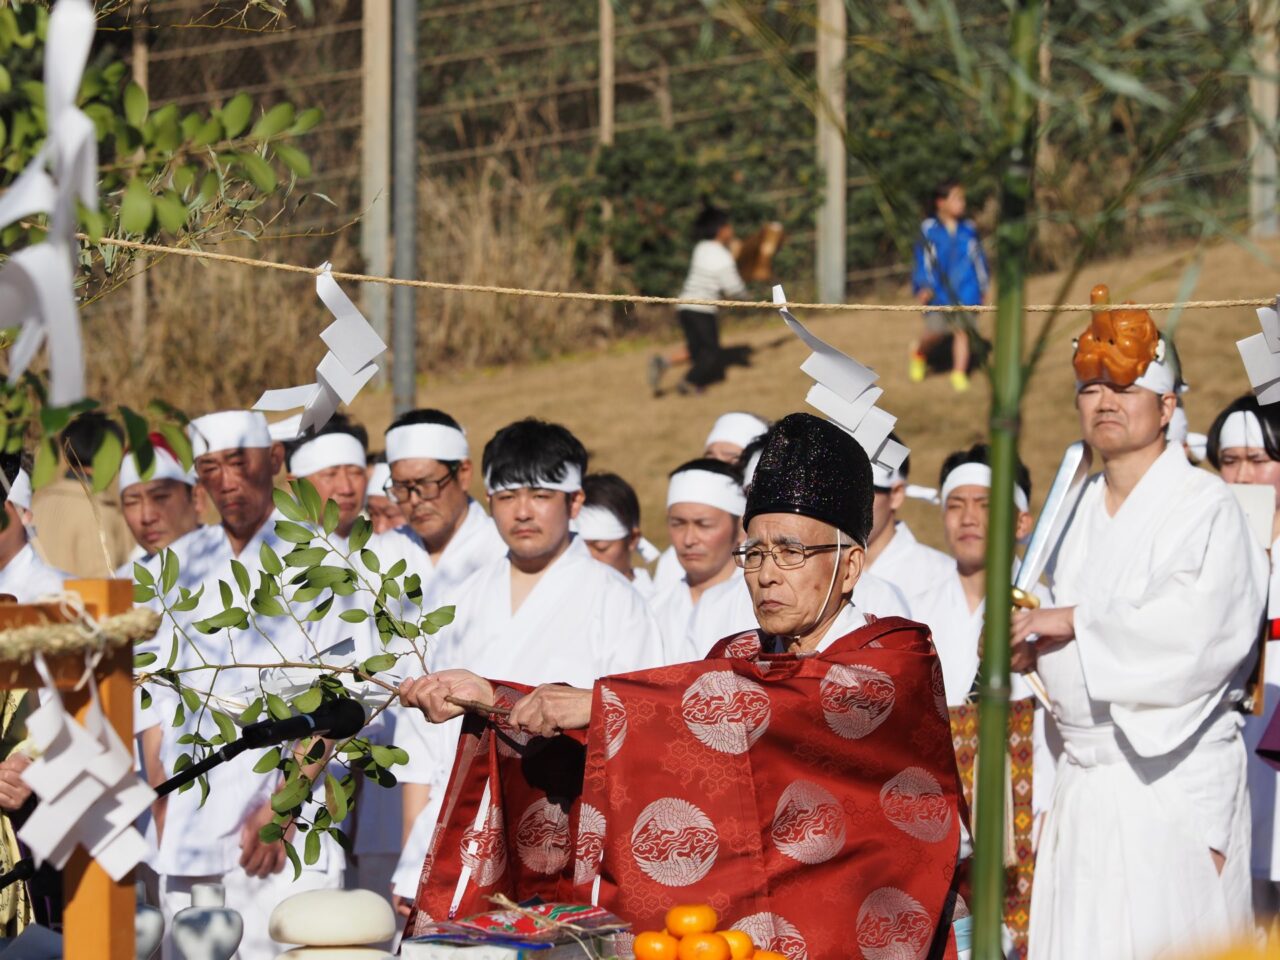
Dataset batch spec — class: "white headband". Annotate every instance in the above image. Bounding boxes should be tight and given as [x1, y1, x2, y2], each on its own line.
[119, 446, 193, 492]
[705, 412, 768, 451]
[189, 411, 273, 459]
[366, 462, 392, 498]
[871, 461, 905, 489]
[666, 468, 746, 517]
[385, 423, 469, 464]
[1132, 352, 1178, 395]
[940, 462, 1029, 514]
[5, 470, 31, 511]
[1218, 410, 1266, 450]
[485, 463, 583, 496]
[574, 505, 630, 541]
[289, 433, 367, 477]
[1166, 406, 1188, 444]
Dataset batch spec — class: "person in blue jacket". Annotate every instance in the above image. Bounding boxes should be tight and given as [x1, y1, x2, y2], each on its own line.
[910, 181, 990, 392]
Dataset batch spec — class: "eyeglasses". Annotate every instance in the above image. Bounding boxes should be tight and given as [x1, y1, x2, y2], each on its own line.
[385, 467, 457, 504]
[732, 542, 844, 571]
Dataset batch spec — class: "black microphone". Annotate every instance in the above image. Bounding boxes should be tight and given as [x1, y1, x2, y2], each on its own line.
[156, 698, 367, 798]
[0, 858, 34, 893]
[239, 697, 367, 749]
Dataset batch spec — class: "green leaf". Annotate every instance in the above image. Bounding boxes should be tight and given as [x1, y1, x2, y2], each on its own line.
[303, 596, 333, 622]
[253, 746, 282, 773]
[272, 488, 308, 522]
[361, 653, 396, 674]
[220, 92, 253, 138]
[265, 693, 291, 721]
[160, 547, 179, 594]
[292, 687, 322, 714]
[231, 559, 250, 597]
[338, 608, 368, 624]
[133, 651, 156, 668]
[303, 825, 321, 865]
[321, 499, 339, 536]
[211, 710, 236, 744]
[31, 437, 57, 488]
[157, 422, 193, 469]
[271, 775, 310, 814]
[192, 116, 223, 147]
[154, 191, 188, 233]
[360, 549, 380, 573]
[180, 687, 201, 713]
[172, 164, 197, 195]
[123, 82, 148, 128]
[347, 516, 371, 553]
[284, 839, 302, 880]
[195, 171, 219, 205]
[324, 772, 348, 822]
[257, 821, 284, 843]
[132, 583, 154, 604]
[274, 520, 315, 544]
[120, 178, 154, 235]
[285, 546, 327, 568]
[195, 607, 246, 632]
[305, 566, 348, 589]
[250, 102, 295, 140]
[240, 697, 264, 725]
[424, 606, 456, 632]
[272, 142, 311, 178]
[0, 65, 10, 95]
[119, 406, 152, 478]
[370, 744, 397, 768]
[386, 559, 407, 579]
[89, 429, 123, 492]
[289, 107, 323, 135]
[132, 560, 155, 586]
[294, 478, 323, 523]
[236, 152, 276, 192]
[260, 541, 283, 576]
[219, 580, 233, 609]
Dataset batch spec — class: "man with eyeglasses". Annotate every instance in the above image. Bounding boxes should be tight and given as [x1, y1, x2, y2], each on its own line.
[383, 409, 506, 609]
[396, 412, 963, 957]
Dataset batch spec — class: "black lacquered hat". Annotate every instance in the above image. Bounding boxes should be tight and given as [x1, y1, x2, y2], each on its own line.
[743, 412, 873, 544]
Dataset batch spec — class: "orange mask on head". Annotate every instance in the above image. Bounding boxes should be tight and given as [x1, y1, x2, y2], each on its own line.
[1072, 284, 1161, 387]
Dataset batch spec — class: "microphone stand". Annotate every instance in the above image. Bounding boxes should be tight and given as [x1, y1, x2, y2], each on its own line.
[154, 737, 255, 799]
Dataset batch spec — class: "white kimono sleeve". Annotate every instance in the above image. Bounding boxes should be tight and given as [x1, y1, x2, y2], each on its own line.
[1072, 498, 1266, 757]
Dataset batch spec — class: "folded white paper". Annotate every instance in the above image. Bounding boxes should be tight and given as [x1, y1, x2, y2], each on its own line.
[774, 285, 909, 474]
[253, 263, 387, 438]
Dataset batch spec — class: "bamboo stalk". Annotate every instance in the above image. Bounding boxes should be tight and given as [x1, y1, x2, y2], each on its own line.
[972, 1, 1043, 957]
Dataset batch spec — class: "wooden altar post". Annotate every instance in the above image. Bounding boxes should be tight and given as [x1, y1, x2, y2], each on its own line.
[0, 579, 136, 960]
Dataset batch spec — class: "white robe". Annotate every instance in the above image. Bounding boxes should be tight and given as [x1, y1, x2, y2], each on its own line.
[0, 542, 66, 602]
[869, 521, 957, 610]
[686, 569, 910, 660]
[393, 536, 667, 898]
[649, 574, 746, 664]
[1242, 538, 1280, 881]
[1031, 444, 1268, 960]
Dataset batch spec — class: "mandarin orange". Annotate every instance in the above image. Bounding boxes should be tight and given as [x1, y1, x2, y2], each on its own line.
[665, 904, 719, 938]
[752, 952, 788, 960]
[634, 930, 681, 960]
[676, 932, 732, 960]
[716, 929, 755, 959]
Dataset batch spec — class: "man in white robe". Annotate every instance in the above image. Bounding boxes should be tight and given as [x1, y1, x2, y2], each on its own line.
[1205, 394, 1280, 922]
[1013, 316, 1268, 960]
[390, 418, 666, 905]
[579, 472, 659, 599]
[648, 459, 747, 662]
[0, 463, 65, 603]
[146, 411, 345, 960]
[379, 409, 506, 906]
[653, 411, 768, 592]
[116, 436, 201, 575]
[862, 434, 956, 613]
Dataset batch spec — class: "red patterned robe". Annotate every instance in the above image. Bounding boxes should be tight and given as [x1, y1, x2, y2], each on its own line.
[408, 616, 964, 960]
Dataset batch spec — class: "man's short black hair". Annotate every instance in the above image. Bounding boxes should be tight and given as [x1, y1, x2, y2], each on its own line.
[284, 413, 369, 474]
[693, 205, 730, 242]
[61, 412, 123, 476]
[929, 179, 962, 214]
[583, 472, 640, 531]
[669, 457, 743, 484]
[1207, 393, 1280, 469]
[387, 408, 466, 468]
[939, 442, 1032, 501]
[482, 418, 587, 492]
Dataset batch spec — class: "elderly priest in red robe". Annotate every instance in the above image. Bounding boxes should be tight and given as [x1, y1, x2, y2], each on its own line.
[399, 413, 965, 960]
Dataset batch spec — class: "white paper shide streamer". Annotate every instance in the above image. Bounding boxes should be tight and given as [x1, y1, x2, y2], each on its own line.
[1237, 295, 1280, 405]
[0, 0, 98, 406]
[773, 285, 909, 475]
[254, 263, 388, 437]
[19, 653, 156, 880]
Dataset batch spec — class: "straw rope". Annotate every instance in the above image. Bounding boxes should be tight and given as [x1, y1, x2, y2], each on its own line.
[85, 234, 1277, 315]
[0, 607, 161, 662]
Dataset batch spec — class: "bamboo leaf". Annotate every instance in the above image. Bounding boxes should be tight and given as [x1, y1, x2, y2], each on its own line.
[220, 92, 253, 138]
[250, 102, 295, 140]
[120, 177, 154, 234]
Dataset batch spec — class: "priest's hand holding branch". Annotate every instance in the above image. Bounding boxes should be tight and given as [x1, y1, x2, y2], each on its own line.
[400, 670, 495, 723]
[507, 684, 592, 737]
[1011, 605, 1076, 672]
